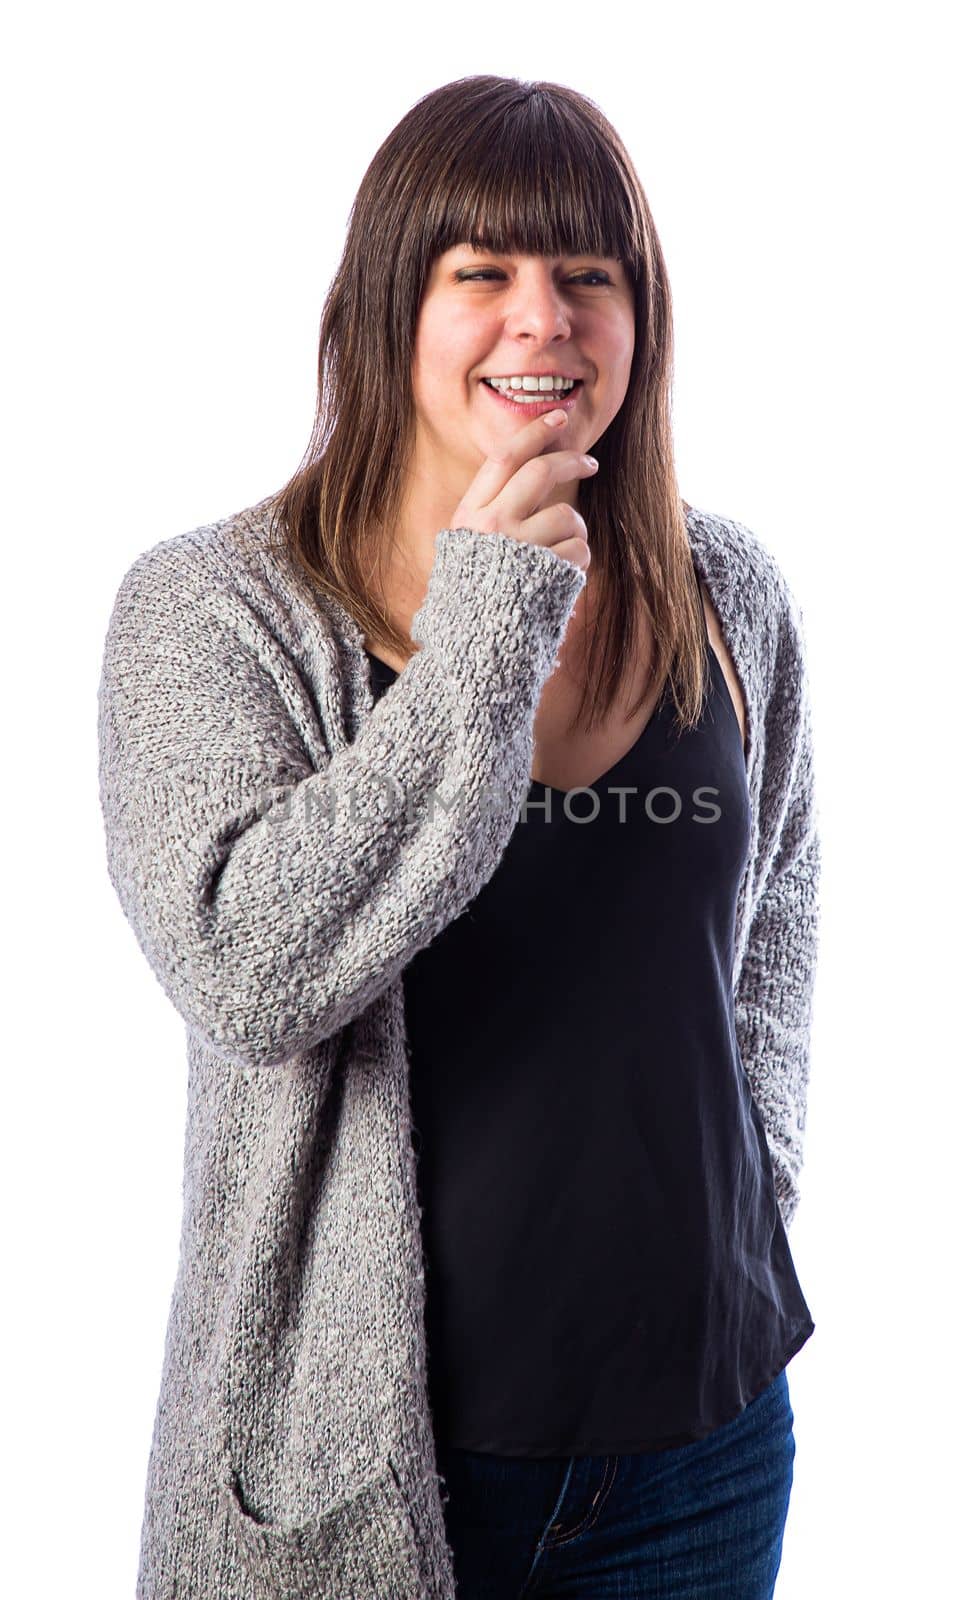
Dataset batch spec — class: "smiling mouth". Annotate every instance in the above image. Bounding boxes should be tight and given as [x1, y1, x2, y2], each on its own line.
[480, 379, 585, 413]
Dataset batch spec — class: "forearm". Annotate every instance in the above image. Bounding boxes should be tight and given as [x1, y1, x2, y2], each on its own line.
[98, 526, 586, 1067]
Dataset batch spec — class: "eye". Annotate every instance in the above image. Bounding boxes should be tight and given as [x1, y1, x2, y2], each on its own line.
[454, 269, 611, 286]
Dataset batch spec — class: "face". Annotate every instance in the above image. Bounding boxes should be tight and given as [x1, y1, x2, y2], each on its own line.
[410, 244, 636, 505]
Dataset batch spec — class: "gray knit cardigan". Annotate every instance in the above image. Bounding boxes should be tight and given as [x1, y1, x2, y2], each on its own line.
[97, 496, 821, 1599]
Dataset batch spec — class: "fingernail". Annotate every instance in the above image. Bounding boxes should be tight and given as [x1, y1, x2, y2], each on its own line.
[543, 409, 567, 427]
[583, 455, 599, 468]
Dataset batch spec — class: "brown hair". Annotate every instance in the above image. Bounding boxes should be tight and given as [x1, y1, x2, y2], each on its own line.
[265, 74, 707, 736]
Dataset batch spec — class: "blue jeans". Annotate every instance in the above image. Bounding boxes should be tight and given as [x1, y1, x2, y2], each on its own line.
[434, 1367, 796, 1598]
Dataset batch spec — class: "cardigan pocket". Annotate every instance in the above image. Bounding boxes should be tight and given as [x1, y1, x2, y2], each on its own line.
[216, 1450, 423, 1598]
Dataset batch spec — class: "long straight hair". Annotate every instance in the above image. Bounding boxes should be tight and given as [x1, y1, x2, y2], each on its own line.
[266, 75, 707, 736]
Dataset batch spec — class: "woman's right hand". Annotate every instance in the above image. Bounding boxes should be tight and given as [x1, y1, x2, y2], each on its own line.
[448, 409, 599, 573]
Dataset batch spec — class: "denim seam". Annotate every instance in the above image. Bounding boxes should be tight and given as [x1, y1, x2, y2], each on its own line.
[542, 1454, 619, 1548]
[517, 1460, 576, 1598]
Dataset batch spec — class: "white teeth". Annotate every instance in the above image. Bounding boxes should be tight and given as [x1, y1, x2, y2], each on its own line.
[485, 375, 576, 395]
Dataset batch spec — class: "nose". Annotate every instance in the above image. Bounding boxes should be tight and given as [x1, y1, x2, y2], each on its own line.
[504, 264, 573, 345]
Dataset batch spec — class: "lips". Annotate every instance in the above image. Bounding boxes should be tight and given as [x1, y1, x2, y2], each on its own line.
[480, 379, 584, 414]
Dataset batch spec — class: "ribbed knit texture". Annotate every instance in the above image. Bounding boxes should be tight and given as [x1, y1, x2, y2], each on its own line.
[97, 497, 821, 1598]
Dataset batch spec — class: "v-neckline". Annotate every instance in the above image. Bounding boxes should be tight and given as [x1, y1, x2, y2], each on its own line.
[364, 568, 743, 794]
[527, 639, 731, 798]
[528, 573, 714, 797]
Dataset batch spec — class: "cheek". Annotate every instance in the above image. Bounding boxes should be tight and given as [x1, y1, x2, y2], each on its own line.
[589, 314, 635, 375]
[609, 333, 636, 388]
[415, 305, 475, 377]
[600, 349, 633, 400]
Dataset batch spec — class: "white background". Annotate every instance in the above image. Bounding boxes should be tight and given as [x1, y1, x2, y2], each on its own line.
[4, 3, 970, 1595]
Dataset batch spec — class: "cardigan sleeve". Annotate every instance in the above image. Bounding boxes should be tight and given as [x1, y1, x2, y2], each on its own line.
[97, 525, 585, 1070]
[734, 595, 822, 1233]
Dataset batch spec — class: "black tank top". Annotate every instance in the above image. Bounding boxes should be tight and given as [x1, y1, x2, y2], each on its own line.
[365, 576, 815, 1455]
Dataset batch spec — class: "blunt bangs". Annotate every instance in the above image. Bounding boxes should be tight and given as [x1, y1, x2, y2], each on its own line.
[421, 97, 642, 281]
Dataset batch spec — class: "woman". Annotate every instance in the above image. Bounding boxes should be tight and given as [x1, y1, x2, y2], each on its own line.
[98, 75, 820, 1600]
